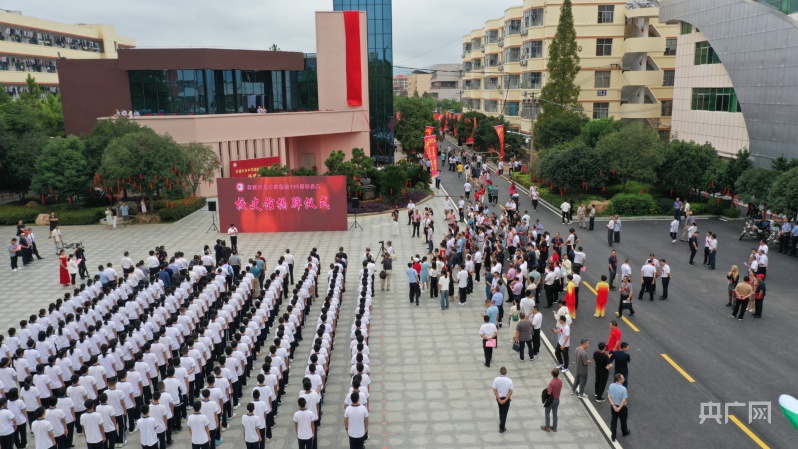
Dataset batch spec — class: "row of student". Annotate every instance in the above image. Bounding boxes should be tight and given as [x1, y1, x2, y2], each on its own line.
[0, 245, 321, 449]
[343, 263, 372, 448]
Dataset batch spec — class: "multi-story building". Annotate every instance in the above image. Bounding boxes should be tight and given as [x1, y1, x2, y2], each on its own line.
[407, 70, 432, 97]
[333, 0, 395, 162]
[661, 0, 798, 163]
[461, 0, 677, 139]
[429, 63, 463, 101]
[393, 74, 408, 96]
[0, 10, 135, 98]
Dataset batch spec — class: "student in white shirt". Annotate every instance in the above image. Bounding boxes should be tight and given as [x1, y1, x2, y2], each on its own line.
[241, 402, 261, 448]
[293, 398, 315, 449]
[0, 398, 16, 449]
[187, 400, 211, 449]
[137, 405, 159, 449]
[31, 408, 55, 449]
[344, 392, 369, 446]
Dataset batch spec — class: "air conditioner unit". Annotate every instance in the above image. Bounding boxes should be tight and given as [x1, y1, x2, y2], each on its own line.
[520, 60, 528, 66]
[498, 41, 504, 47]
[481, 47, 486, 53]
[499, 89, 504, 94]
[521, 29, 528, 36]
[461, 53, 465, 58]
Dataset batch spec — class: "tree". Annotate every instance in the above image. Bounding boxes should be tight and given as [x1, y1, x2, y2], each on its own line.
[31, 136, 91, 201]
[539, 0, 580, 117]
[658, 140, 718, 196]
[768, 167, 798, 214]
[394, 96, 436, 151]
[99, 130, 189, 208]
[595, 122, 664, 190]
[580, 117, 623, 148]
[538, 141, 608, 193]
[735, 167, 775, 206]
[324, 149, 375, 196]
[81, 118, 144, 173]
[533, 110, 588, 150]
[17, 75, 63, 136]
[380, 164, 406, 202]
[771, 155, 798, 172]
[268, 44, 280, 51]
[718, 149, 752, 196]
[182, 142, 221, 194]
[436, 98, 462, 113]
[258, 164, 290, 177]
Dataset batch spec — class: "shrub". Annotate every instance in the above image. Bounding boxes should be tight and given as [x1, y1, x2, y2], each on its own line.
[609, 193, 656, 216]
[690, 202, 707, 215]
[57, 208, 107, 225]
[723, 207, 741, 218]
[511, 173, 533, 188]
[156, 197, 207, 222]
[704, 198, 734, 216]
[605, 181, 655, 197]
[657, 198, 675, 215]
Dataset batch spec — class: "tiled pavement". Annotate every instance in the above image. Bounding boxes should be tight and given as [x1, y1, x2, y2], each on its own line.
[0, 194, 610, 449]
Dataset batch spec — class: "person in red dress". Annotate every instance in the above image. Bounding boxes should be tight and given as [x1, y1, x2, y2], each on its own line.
[58, 249, 70, 286]
[607, 320, 622, 352]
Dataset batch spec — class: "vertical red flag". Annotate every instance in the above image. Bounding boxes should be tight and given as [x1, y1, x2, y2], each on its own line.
[467, 117, 477, 144]
[424, 126, 434, 137]
[343, 11, 362, 106]
[494, 124, 505, 160]
[424, 135, 438, 176]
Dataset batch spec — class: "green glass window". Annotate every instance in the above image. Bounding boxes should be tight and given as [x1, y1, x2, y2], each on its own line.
[681, 22, 692, 35]
[694, 41, 721, 65]
[691, 88, 742, 112]
[756, 0, 798, 15]
[504, 101, 520, 116]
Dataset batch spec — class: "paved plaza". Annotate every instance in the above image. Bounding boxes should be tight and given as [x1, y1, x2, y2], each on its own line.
[0, 194, 610, 449]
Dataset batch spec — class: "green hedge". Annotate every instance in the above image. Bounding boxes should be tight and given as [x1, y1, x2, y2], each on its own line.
[656, 198, 675, 215]
[511, 173, 533, 189]
[0, 204, 106, 226]
[608, 193, 657, 215]
[156, 197, 207, 222]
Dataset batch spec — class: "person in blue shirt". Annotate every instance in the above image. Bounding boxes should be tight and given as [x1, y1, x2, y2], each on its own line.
[791, 223, 798, 257]
[484, 299, 499, 325]
[779, 220, 792, 253]
[608, 374, 630, 442]
[157, 267, 171, 288]
[406, 263, 420, 306]
[491, 283, 505, 326]
[96, 265, 109, 287]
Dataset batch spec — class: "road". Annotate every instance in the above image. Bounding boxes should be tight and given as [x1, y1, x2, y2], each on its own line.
[435, 137, 797, 449]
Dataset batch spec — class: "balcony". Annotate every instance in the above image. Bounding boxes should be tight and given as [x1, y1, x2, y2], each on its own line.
[623, 70, 662, 87]
[623, 37, 665, 54]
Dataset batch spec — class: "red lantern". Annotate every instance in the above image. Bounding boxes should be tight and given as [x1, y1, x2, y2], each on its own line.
[41, 194, 45, 205]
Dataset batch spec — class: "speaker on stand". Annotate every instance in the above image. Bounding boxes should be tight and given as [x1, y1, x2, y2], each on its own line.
[206, 200, 220, 233]
[349, 197, 363, 231]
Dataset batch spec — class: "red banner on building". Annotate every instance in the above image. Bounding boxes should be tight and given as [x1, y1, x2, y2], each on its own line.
[343, 11, 363, 106]
[424, 126, 434, 137]
[434, 113, 443, 123]
[217, 176, 347, 233]
[229, 157, 281, 178]
[494, 124, 505, 160]
[424, 135, 438, 177]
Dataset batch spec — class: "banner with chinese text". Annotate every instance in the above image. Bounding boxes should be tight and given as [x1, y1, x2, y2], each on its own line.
[423, 135, 438, 177]
[424, 126, 434, 137]
[217, 176, 347, 233]
[494, 124, 505, 160]
[229, 157, 281, 178]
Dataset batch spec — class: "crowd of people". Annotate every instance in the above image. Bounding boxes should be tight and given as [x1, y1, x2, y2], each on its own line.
[0, 235, 377, 449]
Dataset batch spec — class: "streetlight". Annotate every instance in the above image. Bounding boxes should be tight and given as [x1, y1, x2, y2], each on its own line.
[522, 91, 539, 170]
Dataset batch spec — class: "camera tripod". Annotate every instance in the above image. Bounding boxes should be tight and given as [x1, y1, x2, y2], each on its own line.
[349, 208, 363, 231]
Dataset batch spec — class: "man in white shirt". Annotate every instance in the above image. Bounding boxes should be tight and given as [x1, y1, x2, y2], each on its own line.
[606, 218, 615, 247]
[293, 398, 315, 448]
[639, 260, 657, 301]
[658, 260, 671, 300]
[457, 266, 469, 305]
[343, 393, 369, 448]
[479, 316, 498, 368]
[464, 181, 472, 200]
[491, 367, 513, 433]
[560, 200, 571, 224]
[406, 200, 415, 225]
[226, 224, 238, 252]
[554, 315, 571, 373]
[531, 305, 543, 358]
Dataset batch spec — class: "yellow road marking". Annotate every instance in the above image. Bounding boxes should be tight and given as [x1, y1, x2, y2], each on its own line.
[728, 414, 771, 449]
[660, 354, 696, 383]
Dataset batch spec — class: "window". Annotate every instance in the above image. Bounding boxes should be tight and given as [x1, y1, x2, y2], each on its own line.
[593, 102, 609, 119]
[681, 22, 692, 35]
[504, 47, 521, 63]
[596, 38, 613, 56]
[663, 70, 675, 86]
[694, 41, 721, 65]
[523, 40, 543, 59]
[661, 100, 673, 117]
[598, 5, 615, 23]
[486, 30, 499, 44]
[524, 8, 543, 28]
[472, 38, 482, 49]
[504, 101, 520, 116]
[505, 19, 522, 36]
[505, 74, 521, 89]
[485, 77, 500, 90]
[522, 102, 541, 119]
[463, 43, 472, 53]
[594, 71, 611, 88]
[522, 72, 542, 89]
[756, 0, 798, 14]
[665, 38, 677, 56]
[484, 100, 499, 112]
[691, 87, 742, 112]
[486, 54, 500, 67]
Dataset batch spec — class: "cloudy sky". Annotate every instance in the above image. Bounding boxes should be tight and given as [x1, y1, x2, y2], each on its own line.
[5, 0, 520, 70]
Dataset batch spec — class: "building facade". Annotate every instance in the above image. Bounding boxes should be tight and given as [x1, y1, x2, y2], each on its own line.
[461, 0, 677, 137]
[429, 63, 463, 101]
[393, 74, 408, 96]
[407, 70, 432, 97]
[661, 0, 798, 163]
[0, 10, 135, 98]
[333, 0, 395, 162]
[58, 12, 371, 197]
